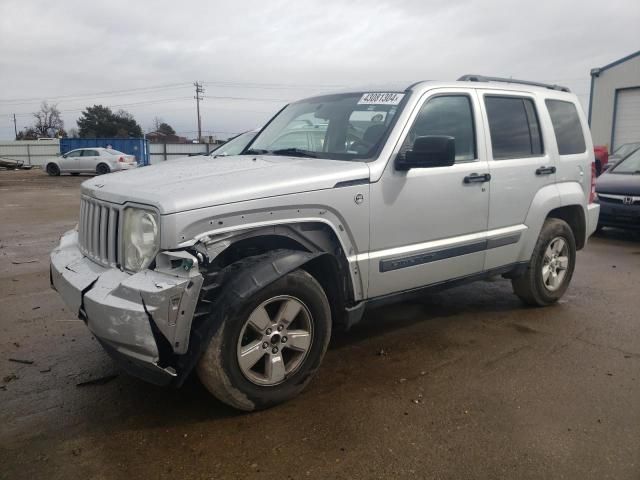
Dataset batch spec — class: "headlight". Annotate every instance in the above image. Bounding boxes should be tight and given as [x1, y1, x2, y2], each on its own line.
[123, 207, 160, 272]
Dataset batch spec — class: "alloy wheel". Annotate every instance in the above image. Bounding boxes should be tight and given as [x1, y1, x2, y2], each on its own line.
[236, 295, 313, 386]
[542, 236, 569, 292]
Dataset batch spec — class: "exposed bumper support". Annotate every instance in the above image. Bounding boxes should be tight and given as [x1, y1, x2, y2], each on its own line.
[50, 230, 203, 386]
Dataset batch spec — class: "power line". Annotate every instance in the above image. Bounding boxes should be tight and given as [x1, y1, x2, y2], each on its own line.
[0, 80, 345, 106]
[3, 97, 195, 118]
[0, 82, 192, 105]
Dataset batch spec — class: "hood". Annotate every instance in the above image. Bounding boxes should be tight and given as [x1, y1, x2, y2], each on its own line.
[596, 172, 640, 196]
[81, 155, 370, 214]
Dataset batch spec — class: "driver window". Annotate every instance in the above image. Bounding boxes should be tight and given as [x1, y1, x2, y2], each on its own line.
[402, 95, 476, 162]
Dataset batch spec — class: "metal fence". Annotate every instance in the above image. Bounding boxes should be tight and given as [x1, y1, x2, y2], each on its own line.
[148, 143, 220, 163]
[0, 140, 60, 166]
[0, 140, 223, 167]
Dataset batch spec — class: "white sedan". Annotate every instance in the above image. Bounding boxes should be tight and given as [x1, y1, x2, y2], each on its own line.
[45, 148, 138, 176]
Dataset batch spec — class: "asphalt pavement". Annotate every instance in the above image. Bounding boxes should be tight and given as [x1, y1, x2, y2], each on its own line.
[1, 170, 639, 479]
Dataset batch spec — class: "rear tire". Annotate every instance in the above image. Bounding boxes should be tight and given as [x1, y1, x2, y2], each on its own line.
[512, 218, 576, 306]
[96, 163, 110, 175]
[197, 268, 331, 411]
[46, 163, 60, 176]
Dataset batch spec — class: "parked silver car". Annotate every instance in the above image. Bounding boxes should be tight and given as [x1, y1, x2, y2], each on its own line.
[51, 76, 599, 410]
[45, 147, 137, 176]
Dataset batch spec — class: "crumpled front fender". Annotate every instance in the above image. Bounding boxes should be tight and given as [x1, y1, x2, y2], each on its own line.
[174, 249, 324, 386]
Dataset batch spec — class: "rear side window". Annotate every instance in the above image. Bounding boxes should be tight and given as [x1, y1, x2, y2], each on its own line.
[82, 150, 99, 156]
[485, 96, 543, 159]
[545, 100, 586, 155]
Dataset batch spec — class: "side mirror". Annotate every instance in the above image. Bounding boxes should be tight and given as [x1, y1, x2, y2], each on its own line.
[396, 135, 455, 171]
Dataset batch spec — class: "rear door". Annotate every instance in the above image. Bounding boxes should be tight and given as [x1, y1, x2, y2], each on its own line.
[479, 90, 556, 269]
[544, 98, 591, 201]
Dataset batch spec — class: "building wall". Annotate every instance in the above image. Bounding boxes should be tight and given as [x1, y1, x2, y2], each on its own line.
[589, 53, 640, 148]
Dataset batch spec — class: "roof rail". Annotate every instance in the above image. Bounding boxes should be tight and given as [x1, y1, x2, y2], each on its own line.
[457, 74, 571, 93]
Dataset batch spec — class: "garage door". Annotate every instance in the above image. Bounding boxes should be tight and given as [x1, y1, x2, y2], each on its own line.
[613, 87, 640, 149]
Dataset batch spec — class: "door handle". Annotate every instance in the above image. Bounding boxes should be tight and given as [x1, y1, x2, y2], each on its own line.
[464, 173, 491, 184]
[535, 166, 556, 175]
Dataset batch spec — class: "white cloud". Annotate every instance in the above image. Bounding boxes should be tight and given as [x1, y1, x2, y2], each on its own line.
[0, 0, 637, 139]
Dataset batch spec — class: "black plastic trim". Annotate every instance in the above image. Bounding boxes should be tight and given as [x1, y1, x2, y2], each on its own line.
[380, 240, 486, 273]
[379, 233, 521, 273]
[333, 178, 370, 188]
[172, 249, 323, 387]
[486, 233, 522, 249]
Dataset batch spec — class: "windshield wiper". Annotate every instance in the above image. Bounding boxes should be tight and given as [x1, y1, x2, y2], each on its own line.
[270, 148, 317, 158]
[242, 148, 269, 155]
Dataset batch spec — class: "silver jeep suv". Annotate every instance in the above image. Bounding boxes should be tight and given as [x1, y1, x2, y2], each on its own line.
[51, 75, 600, 410]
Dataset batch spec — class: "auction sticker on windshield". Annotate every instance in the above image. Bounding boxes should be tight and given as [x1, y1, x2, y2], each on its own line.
[358, 93, 404, 105]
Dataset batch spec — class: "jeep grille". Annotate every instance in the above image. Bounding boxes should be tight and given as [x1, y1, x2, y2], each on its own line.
[78, 196, 121, 268]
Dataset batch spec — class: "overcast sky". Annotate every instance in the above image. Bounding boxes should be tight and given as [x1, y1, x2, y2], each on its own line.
[0, 0, 638, 140]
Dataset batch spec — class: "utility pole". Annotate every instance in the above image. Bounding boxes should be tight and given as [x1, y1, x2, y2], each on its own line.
[13, 114, 18, 139]
[194, 81, 204, 142]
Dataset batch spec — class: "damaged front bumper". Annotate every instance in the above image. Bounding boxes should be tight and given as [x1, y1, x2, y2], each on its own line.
[50, 230, 203, 386]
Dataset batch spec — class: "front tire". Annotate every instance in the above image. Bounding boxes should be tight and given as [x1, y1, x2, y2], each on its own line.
[512, 218, 576, 306]
[197, 269, 331, 411]
[96, 163, 110, 175]
[46, 163, 60, 176]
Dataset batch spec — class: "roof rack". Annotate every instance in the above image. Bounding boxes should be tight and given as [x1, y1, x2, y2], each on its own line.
[457, 74, 571, 93]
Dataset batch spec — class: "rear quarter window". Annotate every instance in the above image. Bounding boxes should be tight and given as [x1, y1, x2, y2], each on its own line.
[544, 100, 586, 155]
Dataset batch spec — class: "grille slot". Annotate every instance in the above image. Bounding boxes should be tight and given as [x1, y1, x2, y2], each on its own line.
[78, 197, 120, 267]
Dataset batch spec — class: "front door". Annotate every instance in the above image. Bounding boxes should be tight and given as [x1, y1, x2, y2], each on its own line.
[60, 149, 82, 171]
[367, 89, 490, 298]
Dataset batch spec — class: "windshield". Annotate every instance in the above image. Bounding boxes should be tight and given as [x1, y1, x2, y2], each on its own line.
[611, 149, 640, 174]
[210, 131, 257, 157]
[612, 142, 640, 158]
[244, 92, 406, 161]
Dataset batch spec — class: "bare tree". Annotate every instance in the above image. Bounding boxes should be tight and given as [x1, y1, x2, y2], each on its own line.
[152, 116, 164, 132]
[33, 102, 64, 138]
